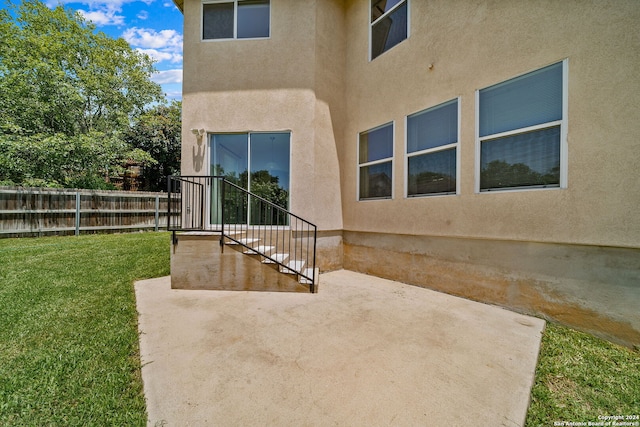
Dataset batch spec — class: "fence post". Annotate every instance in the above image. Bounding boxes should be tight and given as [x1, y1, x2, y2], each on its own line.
[155, 195, 160, 232]
[75, 192, 81, 236]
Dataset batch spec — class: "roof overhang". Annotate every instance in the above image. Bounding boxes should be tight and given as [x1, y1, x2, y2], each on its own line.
[172, 0, 184, 13]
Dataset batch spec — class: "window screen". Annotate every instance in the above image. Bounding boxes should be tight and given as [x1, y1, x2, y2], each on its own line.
[478, 61, 565, 191]
[407, 99, 458, 196]
[203, 3, 234, 40]
[203, 1, 270, 40]
[359, 123, 394, 200]
[237, 0, 270, 38]
[479, 62, 563, 137]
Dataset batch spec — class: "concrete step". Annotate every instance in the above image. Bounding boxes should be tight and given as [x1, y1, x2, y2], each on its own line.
[280, 260, 305, 274]
[262, 253, 289, 264]
[299, 268, 319, 285]
[244, 245, 275, 255]
[227, 237, 260, 246]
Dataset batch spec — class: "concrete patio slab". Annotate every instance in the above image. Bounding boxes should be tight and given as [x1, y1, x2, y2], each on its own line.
[135, 270, 545, 426]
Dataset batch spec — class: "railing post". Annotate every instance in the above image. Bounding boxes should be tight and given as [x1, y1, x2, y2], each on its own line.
[312, 227, 317, 293]
[75, 191, 81, 236]
[220, 177, 225, 250]
[167, 176, 172, 230]
[201, 177, 205, 230]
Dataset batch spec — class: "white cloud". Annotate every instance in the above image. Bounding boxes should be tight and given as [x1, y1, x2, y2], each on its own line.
[123, 27, 182, 65]
[123, 27, 182, 50]
[152, 69, 183, 85]
[46, 0, 152, 9]
[78, 9, 125, 26]
[137, 48, 183, 64]
[137, 10, 149, 20]
[46, 1, 155, 27]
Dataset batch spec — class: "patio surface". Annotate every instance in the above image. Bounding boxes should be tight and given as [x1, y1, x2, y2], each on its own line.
[135, 270, 545, 426]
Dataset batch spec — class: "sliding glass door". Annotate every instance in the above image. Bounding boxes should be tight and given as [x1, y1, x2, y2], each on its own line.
[210, 132, 290, 225]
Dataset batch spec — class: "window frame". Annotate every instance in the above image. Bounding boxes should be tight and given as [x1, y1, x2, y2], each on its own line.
[357, 122, 395, 201]
[405, 98, 460, 198]
[202, 0, 271, 41]
[475, 60, 569, 193]
[208, 131, 291, 226]
[369, 0, 409, 61]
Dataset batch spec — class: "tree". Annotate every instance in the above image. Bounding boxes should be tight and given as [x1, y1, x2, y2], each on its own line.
[124, 101, 182, 192]
[0, 0, 165, 189]
[0, 0, 163, 136]
[0, 131, 154, 189]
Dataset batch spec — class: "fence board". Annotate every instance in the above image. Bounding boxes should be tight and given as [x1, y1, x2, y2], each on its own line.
[0, 187, 177, 238]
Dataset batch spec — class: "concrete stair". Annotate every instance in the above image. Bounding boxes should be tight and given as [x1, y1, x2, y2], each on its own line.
[223, 233, 318, 291]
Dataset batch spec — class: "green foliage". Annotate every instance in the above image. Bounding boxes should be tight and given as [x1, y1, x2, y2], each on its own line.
[0, 131, 155, 189]
[0, 232, 170, 425]
[124, 101, 182, 191]
[525, 322, 640, 426]
[0, 0, 162, 135]
[0, 0, 168, 190]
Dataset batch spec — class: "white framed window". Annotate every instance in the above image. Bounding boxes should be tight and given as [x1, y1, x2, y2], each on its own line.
[476, 60, 568, 192]
[406, 98, 459, 197]
[202, 0, 270, 40]
[358, 122, 394, 200]
[370, 0, 408, 60]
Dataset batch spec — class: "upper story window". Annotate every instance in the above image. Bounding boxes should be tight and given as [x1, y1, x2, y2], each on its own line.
[407, 99, 459, 197]
[477, 60, 567, 192]
[370, 0, 408, 60]
[203, 0, 270, 40]
[359, 122, 394, 200]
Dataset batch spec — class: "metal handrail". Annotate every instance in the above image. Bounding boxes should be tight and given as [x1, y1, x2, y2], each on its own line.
[167, 175, 317, 291]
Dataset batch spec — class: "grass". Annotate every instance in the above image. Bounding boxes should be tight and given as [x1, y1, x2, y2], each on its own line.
[525, 322, 640, 426]
[0, 233, 638, 425]
[0, 232, 169, 426]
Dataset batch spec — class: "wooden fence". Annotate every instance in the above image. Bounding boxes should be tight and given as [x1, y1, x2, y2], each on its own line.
[0, 186, 176, 238]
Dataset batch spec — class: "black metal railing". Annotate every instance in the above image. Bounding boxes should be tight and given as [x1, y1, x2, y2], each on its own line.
[167, 175, 209, 231]
[168, 176, 317, 291]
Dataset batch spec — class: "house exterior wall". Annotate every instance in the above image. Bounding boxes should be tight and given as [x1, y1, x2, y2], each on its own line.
[176, 0, 640, 346]
[341, 0, 640, 248]
[337, 0, 640, 346]
[180, 0, 345, 270]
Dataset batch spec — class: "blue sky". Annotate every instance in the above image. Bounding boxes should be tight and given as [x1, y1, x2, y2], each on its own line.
[44, 0, 184, 100]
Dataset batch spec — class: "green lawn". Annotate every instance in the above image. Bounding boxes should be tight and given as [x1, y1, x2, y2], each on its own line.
[525, 322, 640, 427]
[0, 233, 637, 426]
[0, 233, 169, 426]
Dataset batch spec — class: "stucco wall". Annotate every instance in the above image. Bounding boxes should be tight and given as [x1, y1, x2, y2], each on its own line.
[341, 0, 640, 249]
[343, 231, 640, 347]
[177, 0, 640, 345]
[180, 0, 345, 232]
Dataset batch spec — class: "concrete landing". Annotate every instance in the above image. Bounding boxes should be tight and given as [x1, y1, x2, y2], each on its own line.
[135, 270, 545, 426]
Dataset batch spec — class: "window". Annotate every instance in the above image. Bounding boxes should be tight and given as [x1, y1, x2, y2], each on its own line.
[203, 0, 270, 40]
[406, 99, 459, 196]
[359, 123, 394, 200]
[370, 0, 408, 60]
[477, 61, 567, 191]
[210, 132, 289, 224]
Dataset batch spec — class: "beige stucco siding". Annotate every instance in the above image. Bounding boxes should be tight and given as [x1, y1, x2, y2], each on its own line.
[180, 0, 344, 230]
[341, 0, 640, 248]
[175, 0, 640, 346]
